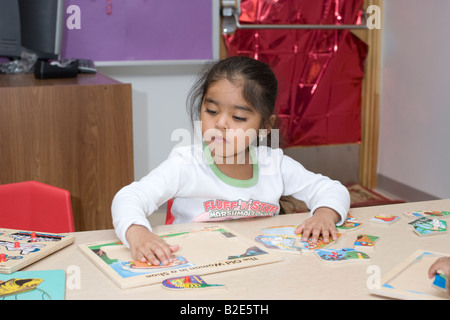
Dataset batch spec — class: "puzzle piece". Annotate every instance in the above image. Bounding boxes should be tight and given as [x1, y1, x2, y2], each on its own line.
[0, 254, 22, 262]
[404, 210, 450, 219]
[10, 231, 64, 243]
[162, 275, 225, 290]
[408, 216, 433, 225]
[260, 225, 300, 237]
[121, 256, 191, 273]
[255, 235, 301, 252]
[0, 278, 44, 297]
[354, 234, 379, 249]
[409, 217, 447, 237]
[315, 248, 371, 264]
[337, 214, 362, 232]
[256, 225, 302, 253]
[432, 273, 448, 294]
[297, 233, 343, 252]
[258, 225, 343, 252]
[370, 214, 400, 225]
[0, 241, 45, 255]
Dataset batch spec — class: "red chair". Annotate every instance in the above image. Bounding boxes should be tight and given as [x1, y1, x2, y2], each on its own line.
[165, 198, 174, 225]
[0, 181, 75, 233]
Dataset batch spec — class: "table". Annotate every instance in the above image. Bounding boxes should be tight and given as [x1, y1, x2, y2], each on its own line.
[25, 199, 450, 300]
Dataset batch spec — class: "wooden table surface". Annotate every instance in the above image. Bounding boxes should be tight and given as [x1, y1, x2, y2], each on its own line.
[24, 199, 450, 300]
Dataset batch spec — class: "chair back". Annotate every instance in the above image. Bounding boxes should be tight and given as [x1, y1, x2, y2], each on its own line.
[165, 198, 174, 225]
[0, 181, 75, 233]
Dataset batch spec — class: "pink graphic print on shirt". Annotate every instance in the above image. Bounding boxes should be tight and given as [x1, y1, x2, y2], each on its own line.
[193, 199, 280, 222]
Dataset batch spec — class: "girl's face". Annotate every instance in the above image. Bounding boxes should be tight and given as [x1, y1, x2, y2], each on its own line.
[200, 78, 266, 163]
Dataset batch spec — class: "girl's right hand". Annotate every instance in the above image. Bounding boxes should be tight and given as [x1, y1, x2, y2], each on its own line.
[125, 224, 179, 266]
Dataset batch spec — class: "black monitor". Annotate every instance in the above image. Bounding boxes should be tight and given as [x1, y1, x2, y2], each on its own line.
[0, 0, 21, 58]
[0, 0, 65, 60]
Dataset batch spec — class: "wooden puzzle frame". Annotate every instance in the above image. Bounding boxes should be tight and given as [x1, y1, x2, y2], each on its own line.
[0, 228, 75, 274]
[78, 224, 283, 289]
[370, 249, 450, 300]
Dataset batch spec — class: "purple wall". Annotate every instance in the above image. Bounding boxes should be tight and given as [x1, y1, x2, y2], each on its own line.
[61, 0, 213, 62]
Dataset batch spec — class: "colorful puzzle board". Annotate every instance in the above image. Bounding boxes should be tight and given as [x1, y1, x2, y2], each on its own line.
[0, 228, 75, 274]
[370, 250, 450, 300]
[0, 269, 66, 300]
[79, 225, 283, 289]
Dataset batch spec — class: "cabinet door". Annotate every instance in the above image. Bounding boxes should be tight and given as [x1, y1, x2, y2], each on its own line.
[0, 74, 134, 231]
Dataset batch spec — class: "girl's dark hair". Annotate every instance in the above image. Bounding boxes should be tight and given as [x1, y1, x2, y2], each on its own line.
[187, 56, 278, 129]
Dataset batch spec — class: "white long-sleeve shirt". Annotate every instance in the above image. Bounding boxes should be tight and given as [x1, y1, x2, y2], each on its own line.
[112, 143, 350, 247]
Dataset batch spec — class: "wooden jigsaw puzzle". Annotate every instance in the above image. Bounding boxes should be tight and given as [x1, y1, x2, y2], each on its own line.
[408, 217, 447, 236]
[0, 228, 75, 274]
[79, 225, 283, 289]
[370, 250, 450, 300]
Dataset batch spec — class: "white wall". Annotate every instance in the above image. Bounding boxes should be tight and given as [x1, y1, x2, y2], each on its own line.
[378, 0, 450, 199]
[98, 63, 202, 180]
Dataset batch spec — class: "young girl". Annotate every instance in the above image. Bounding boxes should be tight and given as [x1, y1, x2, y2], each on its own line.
[112, 56, 350, 266]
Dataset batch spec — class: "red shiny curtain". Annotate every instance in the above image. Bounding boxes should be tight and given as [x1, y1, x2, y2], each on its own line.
[223, 0, 368, 147]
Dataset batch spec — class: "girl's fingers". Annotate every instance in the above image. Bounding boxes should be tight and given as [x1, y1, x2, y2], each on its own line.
[295, 223, 337, 244]
[321, 229, 330, 243]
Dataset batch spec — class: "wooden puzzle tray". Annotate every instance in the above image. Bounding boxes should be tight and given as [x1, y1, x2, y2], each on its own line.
[0, 228, 75, 274]
[78, 224, 283, 289]
[370, 249, 450, 300]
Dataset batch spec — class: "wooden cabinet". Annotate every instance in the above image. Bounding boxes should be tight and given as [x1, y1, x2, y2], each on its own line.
[0, 73, 134, 231]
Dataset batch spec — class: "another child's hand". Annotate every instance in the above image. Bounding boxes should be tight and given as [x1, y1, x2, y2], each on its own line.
[294, 207, 341, 244]
[428, 256, 450, 279]
[126, 224, 179, 266]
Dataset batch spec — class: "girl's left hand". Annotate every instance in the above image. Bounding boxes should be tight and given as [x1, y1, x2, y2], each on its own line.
[294, 207, 341, 244]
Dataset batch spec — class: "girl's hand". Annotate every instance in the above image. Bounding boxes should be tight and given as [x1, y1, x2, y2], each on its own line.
[126, 224, 179, 266]
[294, 207, 341, 244]
[428, 256, 450, 279]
